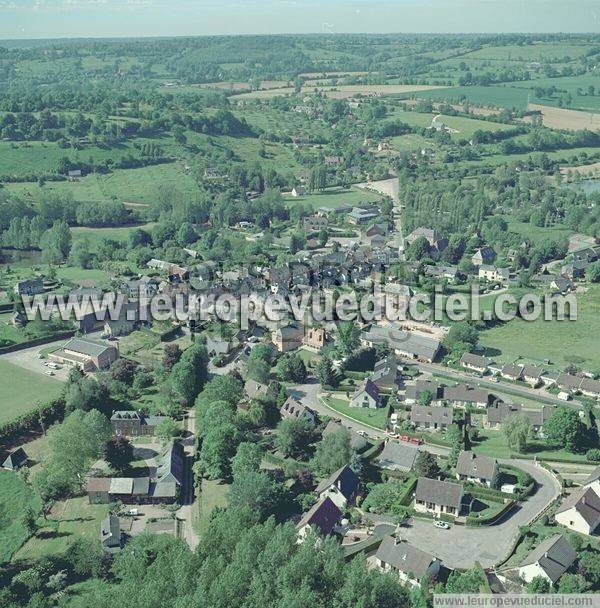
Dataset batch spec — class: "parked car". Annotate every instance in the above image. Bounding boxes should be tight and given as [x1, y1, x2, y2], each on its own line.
[433, 520, 449, 529]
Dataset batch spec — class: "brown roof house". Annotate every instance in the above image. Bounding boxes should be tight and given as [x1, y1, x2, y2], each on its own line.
[350, 379, 382, 409]
[111, 411, 167, 437]
[455, 451, 497, 487]
[555, 486, 600, 536]
[296, 496, 342, 543]
[49, 337, 119, 372]
[303, 327, 327, 350]
[375, 536, 442, 588]
[414, 477, 464, 518]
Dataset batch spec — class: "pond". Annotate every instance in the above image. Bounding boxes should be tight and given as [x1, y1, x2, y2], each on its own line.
[563, 179, 600, 195]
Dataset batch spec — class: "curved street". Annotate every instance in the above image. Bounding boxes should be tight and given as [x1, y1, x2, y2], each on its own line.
[291, 380, 562, 569]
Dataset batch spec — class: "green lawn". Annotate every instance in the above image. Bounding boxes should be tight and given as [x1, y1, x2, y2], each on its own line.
[480, 286, 600, 373]
[0, 470, 42, 564]
[0, 360, 63, 426]
[284, 186, 382, 210]
[321, 395, 390, 430]
[71, 223, 156, 249]
[406, 86, 531, 111]
[504, 217, 574, 245]
[14, 496, 109, 562]
[472, 430, 588, 463]
[197, 479, 230, 535]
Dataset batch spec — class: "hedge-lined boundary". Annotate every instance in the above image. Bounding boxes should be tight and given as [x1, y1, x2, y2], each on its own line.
[466, 500, 517, 527]
[0, 397, 66, 446]
[0, 330, 74, 355]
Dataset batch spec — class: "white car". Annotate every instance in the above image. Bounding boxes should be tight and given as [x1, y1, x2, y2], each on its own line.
[433, 520, 450, 529]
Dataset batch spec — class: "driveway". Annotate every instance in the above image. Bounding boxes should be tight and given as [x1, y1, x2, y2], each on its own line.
[385, 459, 561, 569]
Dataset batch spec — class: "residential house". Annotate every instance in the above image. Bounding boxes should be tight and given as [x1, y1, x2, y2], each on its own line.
[87, 477, 111, 504]
[554, 486, 600, 535]
[518, 534, 577, 585]
[371, 358, 402, 393]
[120, 276, 158, 301]
[272, 323, 304, 352]
[111, 411, 167, 437]
[583, 466, 600, 495]
[378, 441, 419, 473]
[442, 384, 490, 409]
[206, 335, 231, 358]
[49, 338, 119, 372]
[303, 215, 327, 232]
[14, 277, 45, 296]
[104, 302, 142, 337]
[100, 515, 122, 553]
[479, 265, 510, 283]
[315, 465, 360, 509]
[350, 379, 382, 409]
[348, 207, 379, 225]
[361, 325, 441, 363]
[405, 379, 443, 405]
[406, 227, 446, 250]
[551, 276, 574, 293]
[484, 402, 522, 430]
[280, 396, 317, 424]
[414, 477, 464, 517]
[522, 365, 545, 387]
[296, 497, 342, 542]
[375, 536, 442, 588]
[411, 405, 453, 431]
[2, 447, 29, 471]
[472, 247, 496, 267]
[455, 451, 497, 486]
[500, 363, 523, 382]
[244, 379, 269, 400]
[459, 353, 493, 374]
[291, 185, 307, 198]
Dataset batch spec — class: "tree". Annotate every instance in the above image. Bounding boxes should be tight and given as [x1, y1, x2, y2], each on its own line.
[228, 471, 286, 522]
[176, 222, 197, 246]
[69, 236, 94, 269]
[276, 353, 307, 383]
[578, 549, 600, 587]
[503, 414, 532, 452]
[336, 321, 360, 357]
[312, 428, 351, 476]
[67, 538, 106, 578]
[406, 236, 430, 261]
[445, 565, 487, 593]
[585, 261, 600, 283]
[41, 220, 71, 264]
[446, 424, 464, 467]
[525, 575, 550, 594]
[415, 451, 440, 479]
[558, 573, 590, 593]
[231, 442, 264, 479]
[162, 343, 182, 371]
[316, 355, 338, 388]
[362, 481, 410, 515]
[64, 375, 107, 414]
[21, 505, 38, 537]
[104, 436, 133, 472]
[155, 418, 180, 442]
[247, 356, 271, 383]
[443, 322, 478, 356]
[545, 407, 587, 453]
[170, 343, 208, 406]
[275, 418, 316, 459]
[195, 375, 244, 423]
[197, 421, 240, 480]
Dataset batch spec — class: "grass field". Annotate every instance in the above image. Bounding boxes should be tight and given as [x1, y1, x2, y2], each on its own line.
[472, 430, 588, 462]
[284, 185, 382, 210]
[0, 359, 63, 426]
[71, 223, 156, 249]
[0, 470, 42, 564]
[196, 478, 230, 534]
[4, 162, 198, 205]
[14, 496, 109, 562]
[405, 86, 530, 111]
[528, 103, 600, 132]
[480, 286, 600, 373]
[321, 395, 390, 430]
[504, 217, 574, 245]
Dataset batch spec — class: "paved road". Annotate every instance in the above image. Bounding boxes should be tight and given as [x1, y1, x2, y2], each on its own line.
[374, 459, 561, 570]
[292, 379, 561, 570]
[176, 409, 199, 551]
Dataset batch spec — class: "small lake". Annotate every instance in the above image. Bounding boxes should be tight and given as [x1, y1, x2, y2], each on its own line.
[563, 179, 600, 195]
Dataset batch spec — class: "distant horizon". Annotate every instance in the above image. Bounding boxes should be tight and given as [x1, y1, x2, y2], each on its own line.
[1, 0, 598, 40]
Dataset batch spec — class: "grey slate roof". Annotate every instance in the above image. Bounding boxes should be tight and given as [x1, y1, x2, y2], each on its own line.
[2, 447, 28, 470]
[520, 534, 577, 584]
[415, 477, 463, 510]
[443, 384, 490, 405]
[353, 378, 380, 402]
[555, 486, 600, 527]
[460, 353, 492, 369]
[63, 337, 111, 358]
[406, 379, 442, 402]
[378, 441, 419, 472]
[585, 466, 600, 486]
[297, 497, 342, 536]
[411, 405, 453, 426]
[315, 465, 360, 501]
[322, 420, 367, 451]
[376, 536, 439, 578]
[456, 451, 497, 482]
[100, 515, 120, 545]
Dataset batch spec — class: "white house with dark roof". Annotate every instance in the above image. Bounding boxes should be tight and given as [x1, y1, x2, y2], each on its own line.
[518, 534, 577, 585]
[410, 405, 453, 432]
[555, 486, 600, 535]
[414, 477, 464, 517]
[375, 536, 442, 587]
[455, 451, 497, 487]
[584, 466, 600, 495]
[459, 353, 493, 373]
[280, 396, 317, 424]
[315, 464, 360, 509]
[350, 379, 382, 409]
[296, 497, 342, 543]
[378, 441, 419, 473]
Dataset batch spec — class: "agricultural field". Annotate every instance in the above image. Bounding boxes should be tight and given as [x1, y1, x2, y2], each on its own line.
[528, 103, 600, 131]
[0, 470, 42, 563]
[0, 359, 63, 426]
[402, 86, 530, 111]
[480, 286, 600, 373]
